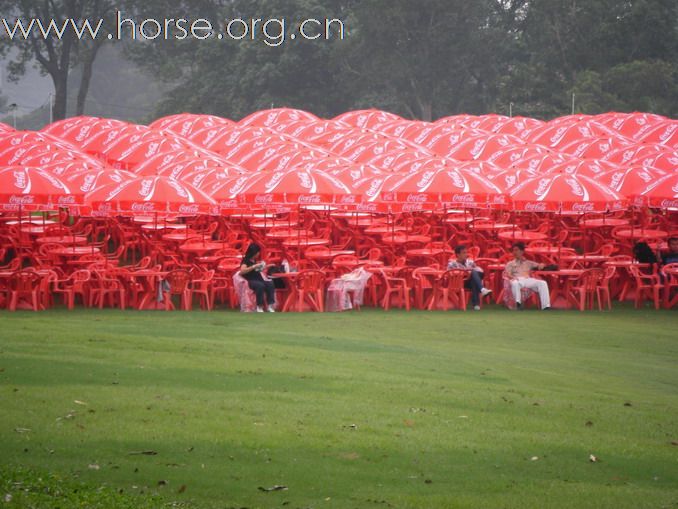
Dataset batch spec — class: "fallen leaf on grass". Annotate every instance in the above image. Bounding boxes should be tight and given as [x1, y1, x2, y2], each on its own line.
[258, 485, 288, 492]
[403, 419, 415, 428]
[88, 463, 100, 470]
[157, 480, 167, 487]
[585, 421, 594, 427]
[670, 441, 678, 446]
[74, 400, 87, 406]
[177, 484, 187, 494]
[623, 402, 632, 407]
[128, 450, 158, 456]
[13, 428, 31, 433]
[589, 454, 599, 463]
[530, 456, 539, 461]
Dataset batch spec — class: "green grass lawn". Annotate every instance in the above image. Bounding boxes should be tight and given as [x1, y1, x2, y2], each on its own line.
[0, 307, 677, 509]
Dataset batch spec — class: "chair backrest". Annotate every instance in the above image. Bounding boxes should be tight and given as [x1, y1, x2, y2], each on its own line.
[218, 257, 243, 272]
[439, 270, 467, 289]
[295, 269, 325, 291]
[332, 255, 359, 266]
[71, 270, 91, 283]
[10, 270, 42, 291]
[166, 270, 191, 293]
[578, 269, 605, 290]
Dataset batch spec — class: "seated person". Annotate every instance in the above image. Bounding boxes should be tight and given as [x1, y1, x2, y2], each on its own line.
[240, 243, 276, 313]
[660, 237, 678, 266]
[447, 245, 492, 311]
[633, 241, 658, 265]
[504, 242, 551, 310]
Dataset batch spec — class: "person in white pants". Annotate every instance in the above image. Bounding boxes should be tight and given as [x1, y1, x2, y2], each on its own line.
[504, 242, 551, 310]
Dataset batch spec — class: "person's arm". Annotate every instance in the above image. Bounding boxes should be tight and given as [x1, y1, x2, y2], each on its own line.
[529, 260, 545, 271]
[240, 262, 262, 276]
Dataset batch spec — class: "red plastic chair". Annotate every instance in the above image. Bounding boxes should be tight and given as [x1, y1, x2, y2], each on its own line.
[290, 269, 325, 312]
[8, 270, 43, 311]
[53, 270, 91, 310]
[433, 270, 468, 311]
[628, 265, 662, 310]
[163, 270, 193, 311]
[374, 268, 410, 311]
[89, 271, 126, 310]
[662, 263, 678, 309]
[191, 269, 215, 311]
[571, 269, 606, 311]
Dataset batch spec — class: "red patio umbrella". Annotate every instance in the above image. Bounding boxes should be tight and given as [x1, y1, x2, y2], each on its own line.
[0, 167, 83, 211]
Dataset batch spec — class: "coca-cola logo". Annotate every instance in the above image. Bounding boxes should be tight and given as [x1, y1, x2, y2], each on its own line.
[621, 150, 634, 163]
[660, 124, 677, 142]
[609, 172, 624, 190]
[13, 171, 27, 189]
[131, 202, 156, 212]
[549, 126, 567, 144]
[75, 125, 91, 142]
[660, 199, 678, 209]
[565, 178, 585, 197]
[80, 174, 97, 192]
[139, 179, 153, 197]
[254, 194, 274, 204]
[416, 171, 436, 190]
[470, 139, 485, 157]
[401, 203, 424, 212]
[299, 172, 312, 189]
[447, 171, 465, 189]
[339, 195, 357, 204]
[571, 202, 595, 212]
[298, 195, 321, 204]
[366, 179, 384, 198]
[265, 172, 285, 191]
[145, 142, 160, 157]
[406, 194, 428, 203]
[452, 194, 475, 203]
[534, 178, 551, 196]
[8, 148, 27, 164]
[178, 204, 199, 214]
[57, 195, 76, 204]
[521, 202, 547, 211]
[356, 202, 378, 212]
[228, 176, 249, 195]
[9, 195, 34, 204]
[218, 200, 239, 209]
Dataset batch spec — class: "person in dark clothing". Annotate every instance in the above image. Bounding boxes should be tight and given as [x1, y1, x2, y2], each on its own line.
[240, 243, 276, 312]
[661, 237, 678, 266]
[633, 241, 658, 265]
[447, 245, 492, 310]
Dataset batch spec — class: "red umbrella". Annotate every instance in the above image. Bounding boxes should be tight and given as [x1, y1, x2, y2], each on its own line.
[596, 112, 668, 138]
[86, 175, 216, 216]
[333, 109, 404, 129]
[444, 133, 524, 161]
[638, 174, 678, 209]
[149, 113, 234, 135]
[510, 173, 626, 213]
[594, 167, 663, 200]
[634, 120, 678, 148]
[240, 108, 319, 128]
[0, 167, 82, 211]
[382, 167, 503, 210]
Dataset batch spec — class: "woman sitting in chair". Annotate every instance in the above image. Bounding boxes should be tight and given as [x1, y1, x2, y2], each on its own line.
[240, 243, 276, 313]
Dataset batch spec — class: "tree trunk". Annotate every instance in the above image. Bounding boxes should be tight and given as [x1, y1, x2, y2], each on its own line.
[76, 43, 103, 116]
[51, 70, 69, 121]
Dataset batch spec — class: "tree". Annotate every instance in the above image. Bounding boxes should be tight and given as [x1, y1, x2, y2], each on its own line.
[0, 0, 116, 120]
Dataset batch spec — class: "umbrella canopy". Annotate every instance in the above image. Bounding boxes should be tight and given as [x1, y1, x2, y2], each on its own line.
[382, 167, 503, 209]
[509, 173, 626, 213]
[333, 109, 404, 129]
[594, 167, 662, 200]
[149, 113, 234, 136]
[0, 122, 14, 133]
[65, 169, 135, 194]
[0, 167, 82, 210]
[239, 108, 319, 128]
[638, 173, 678, 209]
[233, 169, 353, 207]
[444, 133, 524, 161]
[86, 175, 216, 216]
[634, 120, 678, 148]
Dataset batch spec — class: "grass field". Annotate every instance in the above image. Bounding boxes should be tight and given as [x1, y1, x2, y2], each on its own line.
[0, 307, 677, 509]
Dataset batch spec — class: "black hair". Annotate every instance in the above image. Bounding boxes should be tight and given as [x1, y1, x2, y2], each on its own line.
[243, 243, 261, 262]
[455, 244, 467, 255]
[511, 242, 526, 251]
[633, 242, 657, 264]
[669, 237, 678, 244]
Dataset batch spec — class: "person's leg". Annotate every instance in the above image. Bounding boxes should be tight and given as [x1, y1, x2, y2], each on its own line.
[523, 278, 551, 309]
[264, 281, 276, 308]
[468, 271, 483, 306]
[510, 279, 523, 305]
[248, 281, 265, 307]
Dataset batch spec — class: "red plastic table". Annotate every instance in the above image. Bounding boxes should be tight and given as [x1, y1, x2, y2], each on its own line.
[179, 242, 224, 256]
[614, 229, 668, 240]
[52, 246, 101, 257]
[364, 225, 407, 235]
[36, 235, 88, 245]
[534, 269, 585, 309]
[560, 255, 611, 267]
[282, 238, 330, 248]
[471, 223, 516, 231]
[381, 234, 432, 245]
[498, 230, 549, 242]
[579, 218, 630, 228]
[266, 229, 312, 240]
[304, 249, 356, 262]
